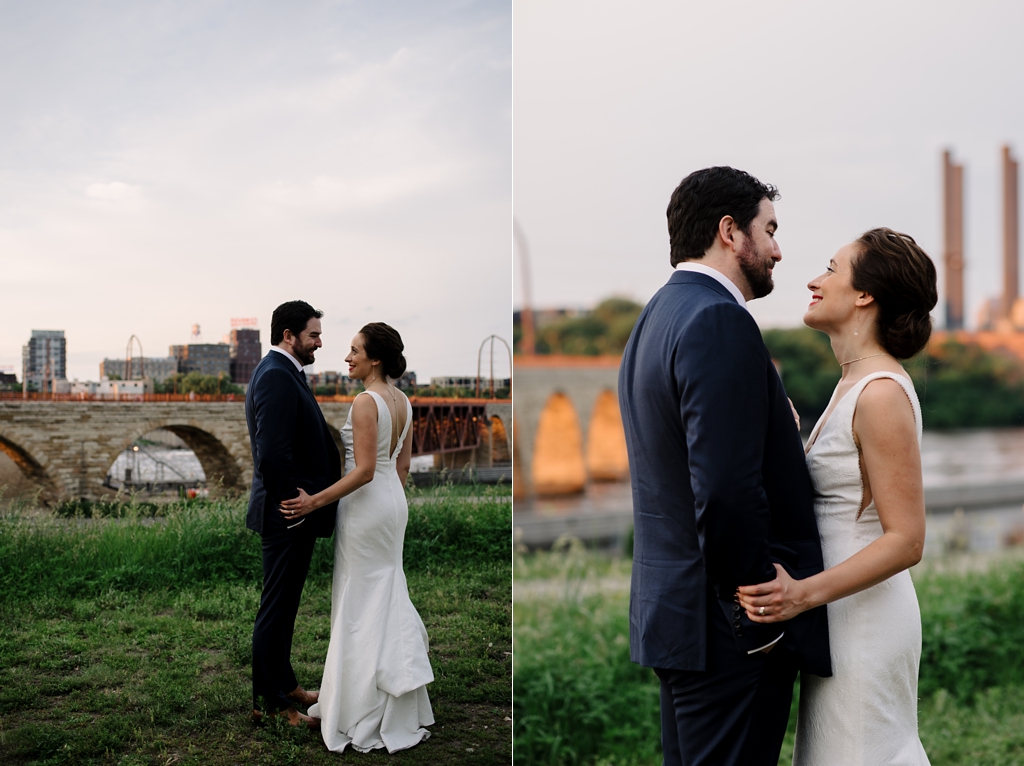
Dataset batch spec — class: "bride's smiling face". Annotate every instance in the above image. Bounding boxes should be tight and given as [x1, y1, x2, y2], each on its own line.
[344, 333, 380, 382]
[804, 242, 865, 332]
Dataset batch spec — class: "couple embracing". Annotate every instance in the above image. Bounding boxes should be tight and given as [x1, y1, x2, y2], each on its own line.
[245, 300, 433, 753]
[620, 167, 937, 765]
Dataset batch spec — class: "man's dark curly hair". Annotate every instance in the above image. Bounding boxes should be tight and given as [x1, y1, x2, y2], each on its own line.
[667, 166, 780, 266]
[270, 300, 323, 345]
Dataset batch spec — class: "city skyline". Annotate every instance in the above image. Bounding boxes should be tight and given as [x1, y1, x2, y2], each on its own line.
[515, 0, 1024, 332]
[1, 1, 511, 382]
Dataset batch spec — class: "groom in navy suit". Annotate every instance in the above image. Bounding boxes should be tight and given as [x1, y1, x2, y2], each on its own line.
[246, 300, 341, 727]
[619, 167, 831, 766]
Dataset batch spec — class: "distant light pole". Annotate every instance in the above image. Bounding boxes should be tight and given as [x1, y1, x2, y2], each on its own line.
[476, 335, 512, 398]
[513, 218, 537, 355]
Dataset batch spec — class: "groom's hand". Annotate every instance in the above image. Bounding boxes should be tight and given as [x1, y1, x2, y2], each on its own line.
[737, 563, 810, 623]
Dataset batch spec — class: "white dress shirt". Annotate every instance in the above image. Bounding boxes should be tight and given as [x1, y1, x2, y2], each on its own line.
[675, 261, 748, 311]
[269, 345, 304, 372]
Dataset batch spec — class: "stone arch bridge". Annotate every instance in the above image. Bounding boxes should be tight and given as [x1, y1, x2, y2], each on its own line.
[513, 355, 627, 497]
[0, 397, 512, 501]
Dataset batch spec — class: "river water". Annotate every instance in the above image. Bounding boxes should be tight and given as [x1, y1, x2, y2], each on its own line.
[520, 427, 1024, 557]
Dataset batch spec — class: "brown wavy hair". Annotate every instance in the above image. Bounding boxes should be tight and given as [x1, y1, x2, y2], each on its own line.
[851, 228, 937, 359]
[359, 322, 407, 379]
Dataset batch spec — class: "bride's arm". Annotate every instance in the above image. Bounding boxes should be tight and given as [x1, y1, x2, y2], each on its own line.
[279, 395, 378, 520]
[737, 378, 925, 622]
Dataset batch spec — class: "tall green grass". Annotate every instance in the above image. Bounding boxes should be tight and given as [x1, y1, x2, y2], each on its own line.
[917, 561, 1024, 703]
[513, 548, 1024, 766]
[0, 488, 511, 602]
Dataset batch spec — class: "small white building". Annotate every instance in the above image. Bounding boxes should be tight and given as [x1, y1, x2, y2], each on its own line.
[71, 378, 152, 397]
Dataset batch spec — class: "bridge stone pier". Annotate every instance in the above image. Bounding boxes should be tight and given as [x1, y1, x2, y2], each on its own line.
[0, 399, 512, 502]
[514, 355, 627, 496]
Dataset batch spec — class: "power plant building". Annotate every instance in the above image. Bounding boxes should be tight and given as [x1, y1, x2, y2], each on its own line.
[170, 343, 232, 378]
[99, 356, 179, 383]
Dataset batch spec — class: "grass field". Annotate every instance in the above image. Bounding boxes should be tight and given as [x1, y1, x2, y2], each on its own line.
[513, 541, 1024, 766]
[0, 485, 512, 765]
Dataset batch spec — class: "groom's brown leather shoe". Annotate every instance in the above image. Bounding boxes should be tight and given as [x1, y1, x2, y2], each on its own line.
[286, 685, 319, 707]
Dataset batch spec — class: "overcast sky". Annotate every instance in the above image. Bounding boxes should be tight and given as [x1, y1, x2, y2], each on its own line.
[1, 0, 510, 382]
[514, 0, 1024, 331]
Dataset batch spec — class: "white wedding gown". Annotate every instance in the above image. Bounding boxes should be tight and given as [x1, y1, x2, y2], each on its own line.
[796, 371, 930, 765]
[308, 390, 434, 753]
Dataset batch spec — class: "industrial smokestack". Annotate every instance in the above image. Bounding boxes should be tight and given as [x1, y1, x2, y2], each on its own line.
[1003, 145, 1019, 322]
[943, 150, 965, 330]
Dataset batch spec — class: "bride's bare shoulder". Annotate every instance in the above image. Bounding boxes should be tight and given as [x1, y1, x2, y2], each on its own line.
[853, 377, 916, 439]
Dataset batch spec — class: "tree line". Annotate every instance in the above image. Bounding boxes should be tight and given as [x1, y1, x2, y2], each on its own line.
[514, 299, 1024, 429]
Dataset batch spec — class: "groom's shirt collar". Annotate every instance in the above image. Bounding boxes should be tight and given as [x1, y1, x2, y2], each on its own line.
[675, 261, 748, 310]
[269, 345, 304, 372]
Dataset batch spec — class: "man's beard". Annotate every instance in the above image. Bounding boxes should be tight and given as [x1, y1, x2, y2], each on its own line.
[293, 341, 316, 366]
[738, 237, 775, 299]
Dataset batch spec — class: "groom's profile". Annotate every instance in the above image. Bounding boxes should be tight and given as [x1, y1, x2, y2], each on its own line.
[245, 299, 341, 727]
[619, 167, 832, 765]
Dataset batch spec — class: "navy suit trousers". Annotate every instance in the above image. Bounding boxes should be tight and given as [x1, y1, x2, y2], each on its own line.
[251, 524, 318, 711]
[654, 599, 798, 766]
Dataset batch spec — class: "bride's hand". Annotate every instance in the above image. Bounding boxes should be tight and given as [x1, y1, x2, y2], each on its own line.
[737, 563, 809, 623]
[280, 488, 318, 520]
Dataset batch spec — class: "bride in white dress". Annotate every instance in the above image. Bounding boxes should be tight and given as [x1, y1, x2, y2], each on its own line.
[737, 228, 937, 765]
[280, 322, 433, 753]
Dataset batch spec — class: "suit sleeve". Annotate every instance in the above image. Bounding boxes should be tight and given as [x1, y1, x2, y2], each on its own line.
[678, 302, 777, 599]
[251, 368, 300, 503]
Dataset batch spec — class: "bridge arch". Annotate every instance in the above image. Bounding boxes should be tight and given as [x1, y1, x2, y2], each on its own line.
[531, 391, 586, 495]
[490, 415, 510, 463]
[0, 433, 58, 500]
[585, 389, 629, 481]
[105, 419, 248, 495]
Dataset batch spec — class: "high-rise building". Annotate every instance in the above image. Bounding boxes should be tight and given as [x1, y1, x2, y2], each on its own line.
[22, 330, 67, 393]
[229, 328, 261, 383]
[170, 343, 231, 378]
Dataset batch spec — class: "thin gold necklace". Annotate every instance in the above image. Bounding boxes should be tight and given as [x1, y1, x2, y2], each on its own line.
[839, 352, 889, 367]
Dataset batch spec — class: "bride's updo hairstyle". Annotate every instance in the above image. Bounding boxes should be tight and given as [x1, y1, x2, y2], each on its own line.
[359, 322, 407, 380]
[850, 228, 938, 360]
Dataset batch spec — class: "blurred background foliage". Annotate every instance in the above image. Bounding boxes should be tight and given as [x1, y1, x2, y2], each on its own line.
[515, 298, 1024, 430]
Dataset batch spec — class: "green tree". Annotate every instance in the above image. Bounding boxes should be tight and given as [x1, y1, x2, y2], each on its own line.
[515, 297, 644, 356]
[907, 339, 1024, 428]
[156, 372, 243, 395]
[762, 330, 1024, 430]
[761, 327, 840, 430]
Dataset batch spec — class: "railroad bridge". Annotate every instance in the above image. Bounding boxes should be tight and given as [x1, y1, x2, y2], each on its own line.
[0, 396, 512, 501]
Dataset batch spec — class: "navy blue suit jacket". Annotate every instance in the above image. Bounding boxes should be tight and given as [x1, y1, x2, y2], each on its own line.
[245, 351, 341, 538]
[620, 270, 831, 677]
